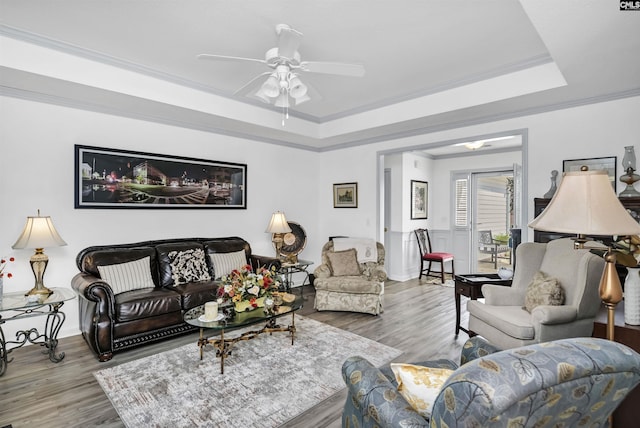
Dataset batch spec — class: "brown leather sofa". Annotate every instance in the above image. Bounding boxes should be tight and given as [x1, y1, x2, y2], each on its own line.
[71, 237, 279, 362]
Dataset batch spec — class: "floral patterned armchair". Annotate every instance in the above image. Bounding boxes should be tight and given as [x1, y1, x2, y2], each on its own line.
[313, 239, 386, 315]
[342, 336, 640, 427]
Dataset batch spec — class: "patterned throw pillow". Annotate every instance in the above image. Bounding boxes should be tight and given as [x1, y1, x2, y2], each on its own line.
[523, 271, 565, 313]
[209, 249, 247, 279]
[390, 363, 454, 419]
[168, 248, 211, 285]
[97, 256, 156, 294]
[327, 248, 361, 276]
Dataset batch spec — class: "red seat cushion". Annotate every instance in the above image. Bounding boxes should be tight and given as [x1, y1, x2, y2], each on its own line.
[423, 252, 454, 261]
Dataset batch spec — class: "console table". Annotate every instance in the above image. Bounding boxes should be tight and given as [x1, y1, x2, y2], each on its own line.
[592, 302, 640, 428]
[454, 274, 512, 336]
[0, 287, 75, 376]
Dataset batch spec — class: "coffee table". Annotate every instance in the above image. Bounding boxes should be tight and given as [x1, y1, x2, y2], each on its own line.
[184, 295, 303, 373]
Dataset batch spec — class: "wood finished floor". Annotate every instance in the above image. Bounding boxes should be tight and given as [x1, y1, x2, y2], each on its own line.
[0, 278, 471, 428]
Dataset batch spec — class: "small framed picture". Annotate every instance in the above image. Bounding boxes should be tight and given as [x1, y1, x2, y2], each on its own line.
[563, 156, 616, 191]
[333, 182, 358, 208]
[411, 180, 428, 219]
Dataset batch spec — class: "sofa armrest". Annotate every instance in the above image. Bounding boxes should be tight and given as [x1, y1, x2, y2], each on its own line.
[341, 356, 428, 428]
[482, 284, 525, 306]
[460, 336, 502, 365]
[71, 273, 117, 361]
[362, 263, 387, 282]
[531, 305, 578, 324]
[313, 263, 332, 279]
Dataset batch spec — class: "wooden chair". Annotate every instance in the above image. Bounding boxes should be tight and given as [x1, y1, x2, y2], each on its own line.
[414, 228, 455, 283]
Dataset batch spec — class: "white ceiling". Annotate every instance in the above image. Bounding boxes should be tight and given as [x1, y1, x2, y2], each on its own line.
[1, 0, 638, 152]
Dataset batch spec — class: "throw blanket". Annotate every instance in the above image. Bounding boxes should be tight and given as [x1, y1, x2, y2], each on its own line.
[333, 237, 378, 263]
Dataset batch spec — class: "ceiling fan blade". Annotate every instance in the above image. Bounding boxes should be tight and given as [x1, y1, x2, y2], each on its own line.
[197, 54, 266, 66]
[300, 61, 365, 77]
[233, 71, 273, 96]
[277, 26, 303, 59]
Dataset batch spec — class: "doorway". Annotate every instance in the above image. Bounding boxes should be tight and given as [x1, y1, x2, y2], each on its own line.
[471, 170, 514, 272]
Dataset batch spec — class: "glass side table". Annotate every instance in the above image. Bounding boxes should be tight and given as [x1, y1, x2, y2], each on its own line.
[279, 259, 314, 299]
[0, 287, 76, 376]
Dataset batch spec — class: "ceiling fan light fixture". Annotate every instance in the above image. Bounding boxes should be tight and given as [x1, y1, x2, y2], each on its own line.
[274, 93, 290, 108]
[464, 141, 485, 150]
[294, 93, 311, 105]
[254, 88, 272, 103]
[261, 75, 280, 98]
[289, 76, 307, 98]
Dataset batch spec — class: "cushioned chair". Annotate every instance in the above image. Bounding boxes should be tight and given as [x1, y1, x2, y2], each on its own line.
[313, 239, 386, 315]
[414, 228, 455, 283]
[478, 229, 509, 269]
[342, 336, 640, 428]
[467, 238, 605, 350]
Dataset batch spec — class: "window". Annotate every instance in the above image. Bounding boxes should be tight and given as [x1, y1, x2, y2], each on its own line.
[455, 178, 468, 227]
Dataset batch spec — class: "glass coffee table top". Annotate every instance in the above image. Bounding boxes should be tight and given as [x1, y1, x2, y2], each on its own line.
[184, 294, 303, 330]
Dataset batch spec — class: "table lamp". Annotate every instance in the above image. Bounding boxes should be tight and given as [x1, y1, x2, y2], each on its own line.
[529, 168, 640, 341]
[12, 210, 67, 297]
[266, 211, 291, 259]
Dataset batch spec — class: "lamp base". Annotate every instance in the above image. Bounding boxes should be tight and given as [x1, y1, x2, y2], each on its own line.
[599, 249, 624, 341]
[619, 170, 640, 197]
[24, 248, 54, 297]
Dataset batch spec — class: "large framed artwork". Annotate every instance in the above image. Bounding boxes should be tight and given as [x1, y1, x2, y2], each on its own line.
[333, 182, 358, 208]
[563, 156, 616, 191]
[411, 180, 428, 219]
[75, 145, 247, 209]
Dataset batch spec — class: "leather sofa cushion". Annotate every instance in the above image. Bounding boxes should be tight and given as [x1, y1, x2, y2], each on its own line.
[156, 242, 210, 287]
[80, 246, 157, 282]
[172, 280, 219, 310]
[204, 238, 251, 257]
[115, 288, 182, 322]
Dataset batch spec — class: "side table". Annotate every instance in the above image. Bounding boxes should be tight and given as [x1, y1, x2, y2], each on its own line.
[454, 274, 512, 336]
[0, 287, 76, 376]
[592, 301, 640, 428]
[279, 259, 314, 299]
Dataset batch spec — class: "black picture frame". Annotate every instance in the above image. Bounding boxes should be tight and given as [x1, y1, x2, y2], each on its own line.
[333, 182, 358, 208]
[75, 145, 247, 209]
[562, 156, 616, 191]
[411, 180, 428, 219]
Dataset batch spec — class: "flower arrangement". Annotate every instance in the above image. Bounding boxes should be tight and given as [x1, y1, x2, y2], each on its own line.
[217, 264, 281, 310]
[0, 256, 15, 279]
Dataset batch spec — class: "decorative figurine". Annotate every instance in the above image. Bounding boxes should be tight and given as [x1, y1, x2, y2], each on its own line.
[544, 170, 558, 199]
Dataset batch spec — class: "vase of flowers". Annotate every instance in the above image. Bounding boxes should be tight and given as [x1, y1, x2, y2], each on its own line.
[0, 256, 15, 304]
[217, 264, 281, 312]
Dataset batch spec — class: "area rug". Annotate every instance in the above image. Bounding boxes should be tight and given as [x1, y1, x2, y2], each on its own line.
[94, 315, 402, 427]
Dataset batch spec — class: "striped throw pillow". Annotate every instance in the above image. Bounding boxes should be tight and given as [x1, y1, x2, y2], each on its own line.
[97, 256, 156, 294]
[210, 250, 247, 279]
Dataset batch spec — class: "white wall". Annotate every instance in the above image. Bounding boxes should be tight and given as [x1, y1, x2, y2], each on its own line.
[0, 96, 319, 339]
[2, 94, 639, 342]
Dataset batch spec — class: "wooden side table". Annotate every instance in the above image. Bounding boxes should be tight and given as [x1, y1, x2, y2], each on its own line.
[454, 274, 512, 336]
[592, 301, 640, 428]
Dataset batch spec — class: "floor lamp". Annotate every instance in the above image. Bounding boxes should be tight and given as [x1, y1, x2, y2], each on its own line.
[528, 168, 640, 341]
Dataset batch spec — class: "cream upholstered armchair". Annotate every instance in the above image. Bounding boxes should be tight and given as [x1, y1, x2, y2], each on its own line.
[313, 238, 386, 315]
[467, 238, 605, 350]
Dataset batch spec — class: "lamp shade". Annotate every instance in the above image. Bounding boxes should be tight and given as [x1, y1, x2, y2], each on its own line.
[12, 214, 67, 249]
[265, 211, 292, 234]
[528, 170, 640, 235]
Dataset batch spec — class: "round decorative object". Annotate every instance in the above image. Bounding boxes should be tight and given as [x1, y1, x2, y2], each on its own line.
[498, 266, 514, 280]
[624, 267, 640, 325]
[278, 222, 307, 258]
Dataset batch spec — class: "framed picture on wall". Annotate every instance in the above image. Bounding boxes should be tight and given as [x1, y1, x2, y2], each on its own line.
[563, 156, 616, 191]
[411, 180, 428, 219]
[74, 145, 247, 209]
[333, 182, 358, 208]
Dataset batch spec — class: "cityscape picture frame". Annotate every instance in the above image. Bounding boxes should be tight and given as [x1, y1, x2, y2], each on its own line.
[74, 145, 247, 209]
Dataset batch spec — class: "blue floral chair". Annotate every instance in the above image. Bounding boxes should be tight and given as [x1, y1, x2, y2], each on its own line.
[342, 337, 640, 427]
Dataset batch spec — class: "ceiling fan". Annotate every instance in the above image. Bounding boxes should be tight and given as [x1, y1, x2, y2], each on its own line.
[197, 24, 365, 115]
